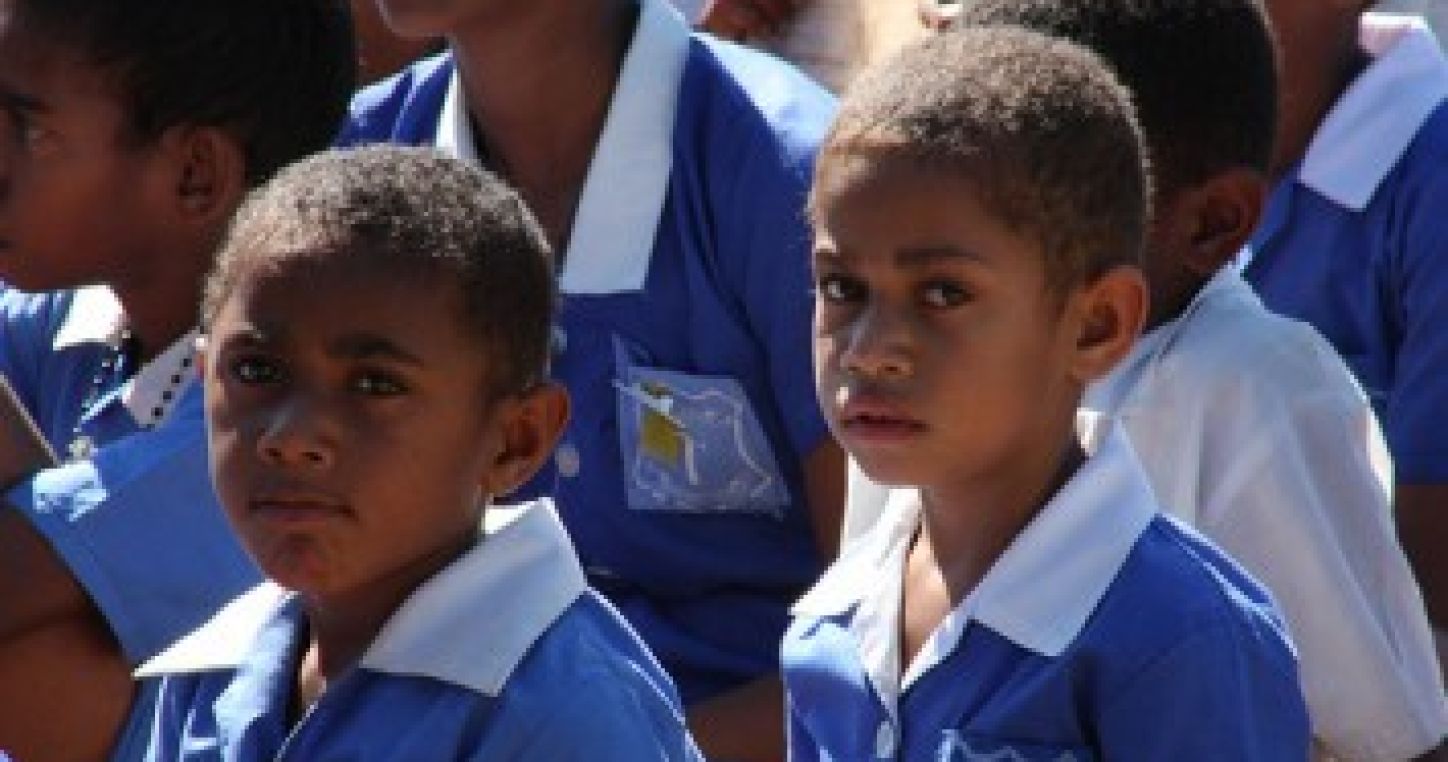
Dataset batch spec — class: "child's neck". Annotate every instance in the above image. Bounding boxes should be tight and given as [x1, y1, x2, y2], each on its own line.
[900, 437, 1085, 670]
[1273, 42, 1373, 179]
[110, 247, 212, 363]
[293, 528, 482, 713]
[447, 0, 636, 252]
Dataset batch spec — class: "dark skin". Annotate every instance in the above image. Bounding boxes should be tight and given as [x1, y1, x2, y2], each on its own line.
[374, 1, 845, 757]
[0, 124, 245, 761]
[1263, 8, 1448, 736]
[696, 0, 804, 42]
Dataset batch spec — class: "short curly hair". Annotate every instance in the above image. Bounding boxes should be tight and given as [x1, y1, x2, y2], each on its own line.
[17, 0, 356, 185]
[203, 146, 556, 395]
[957, 0, 1277, 197]
[812, 26, 1150, 296]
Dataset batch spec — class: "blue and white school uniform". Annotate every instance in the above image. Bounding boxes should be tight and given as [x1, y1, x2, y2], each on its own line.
[783, 423, 1309, 761]
[1243, 13, 1448, 483]
[0, 286, 258, 760]
[1085, 268, 1446, 760]
[137, 499, 703, 761]
[338, 0, 836, 702]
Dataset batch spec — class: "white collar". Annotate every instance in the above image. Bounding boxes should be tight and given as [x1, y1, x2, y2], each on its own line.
[794, 419, 1158, 705]
[436, 0, 691, 294]
[1298, 13, 1448, 210]
[138, 499, 588, 697]
[52, 285, 199, 427]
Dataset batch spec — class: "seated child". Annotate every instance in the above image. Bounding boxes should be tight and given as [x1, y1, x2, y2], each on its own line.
[137, 146, 703, 760]
[784, 27, 1309, 759]
[953, 0, 1447, 758]
[1241, 2, 1448, 634]
[341, 1, 843, 756]
[0, 0, 355, 758]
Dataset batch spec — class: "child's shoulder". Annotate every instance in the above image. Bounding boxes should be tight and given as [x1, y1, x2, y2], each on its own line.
[338, 50, 454, 147]
[675, 33, 835, 168]
[1154, 270, 1364, 412]
[1085, 512, 1294, 673]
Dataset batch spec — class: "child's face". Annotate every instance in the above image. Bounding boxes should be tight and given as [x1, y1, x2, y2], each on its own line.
[0, 10, 174, 290]
[374, 0, 489, 39]
[811, 156, 1090, 493]
[205, 252, 523, 601]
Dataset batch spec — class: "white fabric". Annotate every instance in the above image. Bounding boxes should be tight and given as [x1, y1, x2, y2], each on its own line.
[436, 0, 689, 295]
[798, 422, 1158, 718]
[1082, 268, 1447, 761]
[139, 499, 588, 696]
[52, 285, 198, 428]
[1299, 13, 1448, 211]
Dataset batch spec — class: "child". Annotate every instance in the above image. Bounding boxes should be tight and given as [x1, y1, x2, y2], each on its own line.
[0, 1, 355, 759]
[137, 145, 703, 761]
[1241, 1, 1448, 638]
[952, 1, 1448, 758]
[341, 1, 843, 756]
[785, 27, 1309, 759]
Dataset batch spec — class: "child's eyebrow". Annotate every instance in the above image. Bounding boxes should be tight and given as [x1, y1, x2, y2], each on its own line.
[894, 245, 987, 268]
[329, 333, 424, 366]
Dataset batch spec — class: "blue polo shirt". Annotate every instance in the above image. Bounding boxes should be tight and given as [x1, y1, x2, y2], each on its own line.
[0, 286, 258, 761]
[784, 423, 1309, 761]
[137, 501, 702, 761]
[1243, 14, 1448, 483]
[337, 0, 835, 703]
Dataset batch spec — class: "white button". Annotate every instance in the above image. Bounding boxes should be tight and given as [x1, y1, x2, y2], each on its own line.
[874, 720, 895, 758]
[556, 443, 581, 478]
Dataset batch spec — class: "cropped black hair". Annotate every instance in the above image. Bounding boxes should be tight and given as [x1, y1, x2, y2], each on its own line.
[958, 0, 1277, 195]
[17, 0, 356, 185]
[204, 146, 556, 396]
[815, 26, 1149, 294]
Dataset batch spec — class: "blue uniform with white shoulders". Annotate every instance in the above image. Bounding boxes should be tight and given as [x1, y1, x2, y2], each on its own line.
[1244, 14, 1448, 483]
[783, 424, 1309, 761]
[137, 500, 703, 761]
[0, 286, 258, 761]
[337, 0, 835, 703]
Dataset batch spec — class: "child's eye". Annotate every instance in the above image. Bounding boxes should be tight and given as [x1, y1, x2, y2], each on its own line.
[352, 371, 406, 397]
[817, 274, 866, 304]
[921, 280, 970, 308]
[229, 356, 282, 385]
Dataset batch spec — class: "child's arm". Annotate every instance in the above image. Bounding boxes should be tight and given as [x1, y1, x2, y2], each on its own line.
[0, 510, 135, 760]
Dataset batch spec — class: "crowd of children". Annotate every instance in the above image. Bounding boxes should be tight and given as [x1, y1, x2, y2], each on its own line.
[0, 0, 1444, 760]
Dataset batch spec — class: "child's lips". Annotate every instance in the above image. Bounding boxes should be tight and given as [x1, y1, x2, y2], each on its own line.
[837, 395, 927, 441]
[248, 489, 351, 523]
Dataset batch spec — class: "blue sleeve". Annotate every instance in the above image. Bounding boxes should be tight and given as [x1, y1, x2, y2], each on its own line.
[497, 665, 704, 761]
[1095, 620, 1310, 760]
[5, 388, 257, 665]
[1386, 163, 1448, 483]
[786, 695, 823, 762]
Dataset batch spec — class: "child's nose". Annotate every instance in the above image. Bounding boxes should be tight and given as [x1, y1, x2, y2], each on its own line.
[840, 308, 914, 381]
[255, 397, 335, 469]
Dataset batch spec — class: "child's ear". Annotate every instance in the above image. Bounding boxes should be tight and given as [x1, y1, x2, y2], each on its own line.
[483, 382, 570, 498]
[159, 125, 247, 226]
[1176, 168, 1267, 277]
[1069, 265, 1148, 384]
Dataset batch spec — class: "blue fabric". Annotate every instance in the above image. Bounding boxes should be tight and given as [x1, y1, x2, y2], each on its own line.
[1245, 103, 1448, 483]
[338, 33, 835, 702]
[782, 517, 1310, 761]
[142, 592, 702, 761]
[0, 288, 259, 761]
